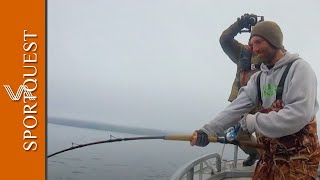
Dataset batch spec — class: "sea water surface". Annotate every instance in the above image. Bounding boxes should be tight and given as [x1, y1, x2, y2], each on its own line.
[48, 123, 247, 180]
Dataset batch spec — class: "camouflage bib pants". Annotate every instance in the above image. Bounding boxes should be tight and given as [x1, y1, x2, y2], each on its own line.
[252, 62, 320, 179]
[253, 100, 320, 180]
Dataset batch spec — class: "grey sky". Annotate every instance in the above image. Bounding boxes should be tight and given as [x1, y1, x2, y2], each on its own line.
[48, 0, 320, 132]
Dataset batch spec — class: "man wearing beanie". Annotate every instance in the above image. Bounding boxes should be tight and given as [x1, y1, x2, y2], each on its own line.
[218, 13, 262, 167]
[191, 20, 320, 179]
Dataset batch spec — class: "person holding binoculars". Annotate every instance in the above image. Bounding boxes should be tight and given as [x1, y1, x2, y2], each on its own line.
[219, 13, 264, 167]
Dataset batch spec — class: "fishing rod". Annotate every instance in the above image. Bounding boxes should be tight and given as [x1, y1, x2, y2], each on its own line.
[47, 134, 264, 158]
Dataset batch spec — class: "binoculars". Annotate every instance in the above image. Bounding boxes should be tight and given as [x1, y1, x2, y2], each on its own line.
[240, 14, 264, 33]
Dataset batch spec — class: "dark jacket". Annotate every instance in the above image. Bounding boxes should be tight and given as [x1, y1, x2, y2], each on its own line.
[219, 21, 262, 102]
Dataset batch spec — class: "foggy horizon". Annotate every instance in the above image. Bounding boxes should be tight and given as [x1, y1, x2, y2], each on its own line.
[48, 0, 320, 133]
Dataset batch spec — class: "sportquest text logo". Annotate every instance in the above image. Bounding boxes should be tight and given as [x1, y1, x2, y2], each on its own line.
[2, 30, 40, 151]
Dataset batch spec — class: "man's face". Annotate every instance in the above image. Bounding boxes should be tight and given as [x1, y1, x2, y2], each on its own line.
[249, 36, 277, 65]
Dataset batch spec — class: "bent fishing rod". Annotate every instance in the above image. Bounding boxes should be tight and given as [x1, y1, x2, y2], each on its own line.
[47, 134, 264, 158]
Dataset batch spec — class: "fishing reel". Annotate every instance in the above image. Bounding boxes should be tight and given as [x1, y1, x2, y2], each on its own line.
[225, 125, 241, 142]
[216, 124, 241, 144]
[240, 14, 264, 34]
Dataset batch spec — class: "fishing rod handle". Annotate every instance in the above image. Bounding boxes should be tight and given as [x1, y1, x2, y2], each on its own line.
[239, 141, 264, 149]
[164, 135, 217, 142]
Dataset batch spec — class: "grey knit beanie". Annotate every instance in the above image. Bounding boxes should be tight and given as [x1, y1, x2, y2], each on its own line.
[250, 21, 283, 49]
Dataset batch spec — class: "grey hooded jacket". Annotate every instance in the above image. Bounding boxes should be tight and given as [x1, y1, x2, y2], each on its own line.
[201, 52, 319, 138]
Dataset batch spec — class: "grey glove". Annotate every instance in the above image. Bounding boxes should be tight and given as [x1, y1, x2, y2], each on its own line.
[193, 130, 210, 147]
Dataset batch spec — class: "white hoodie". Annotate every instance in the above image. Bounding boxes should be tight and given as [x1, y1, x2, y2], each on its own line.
[201, 52, 319, 138]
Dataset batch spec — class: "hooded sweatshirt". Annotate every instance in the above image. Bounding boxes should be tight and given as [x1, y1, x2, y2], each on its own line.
[201, 52, 319, 138]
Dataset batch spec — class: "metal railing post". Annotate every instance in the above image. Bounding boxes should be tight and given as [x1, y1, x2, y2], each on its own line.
[233, 145, 239, 168]
[186, 167, 194, 180]
[199, 162, 203, 180]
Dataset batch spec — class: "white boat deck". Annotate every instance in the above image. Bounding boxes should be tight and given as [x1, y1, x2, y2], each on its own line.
[170, 153, 320, 180]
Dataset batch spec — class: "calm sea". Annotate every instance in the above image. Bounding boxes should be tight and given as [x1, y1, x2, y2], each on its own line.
[48, 123, 246, 180]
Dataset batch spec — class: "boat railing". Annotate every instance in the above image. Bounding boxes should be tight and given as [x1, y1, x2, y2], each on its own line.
[170, 153, 222, 180]
[171, 148, 320, 180]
